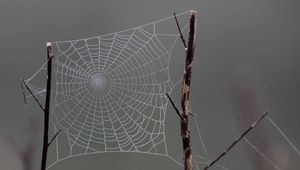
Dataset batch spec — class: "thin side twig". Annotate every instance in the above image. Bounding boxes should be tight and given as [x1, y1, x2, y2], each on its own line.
[174, 12, 187, 51]
[166, 93, 184, 121]
[48, 129, 62, 147]
[203, 111, 269, 170]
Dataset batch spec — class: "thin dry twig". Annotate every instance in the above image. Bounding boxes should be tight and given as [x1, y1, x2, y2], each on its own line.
[203, 111, 269, 170]
[174, 12, 187, 51]
[166, 93, 184, 121]
[48, 129, 62, 147]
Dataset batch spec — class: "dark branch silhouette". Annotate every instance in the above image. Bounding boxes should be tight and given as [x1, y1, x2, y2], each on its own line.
[203, 111, 269, 170]
[41, 43, 54, 170]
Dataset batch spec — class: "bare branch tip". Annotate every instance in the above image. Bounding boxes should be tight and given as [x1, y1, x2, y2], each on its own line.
[190, 10, 197, 16]
[46, 42, 52, 47]
[173, 12, 188, 50]
[263, 111, 270, 119]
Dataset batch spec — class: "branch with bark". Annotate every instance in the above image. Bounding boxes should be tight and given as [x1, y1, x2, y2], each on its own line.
[166, 10, 197, 170]
[180, 10, 196, 170]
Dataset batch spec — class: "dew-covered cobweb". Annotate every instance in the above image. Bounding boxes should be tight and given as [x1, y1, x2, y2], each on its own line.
[22, 11, 300, 170]
[23, 11, 191, 168]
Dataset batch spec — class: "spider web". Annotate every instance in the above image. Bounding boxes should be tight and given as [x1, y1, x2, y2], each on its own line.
[22, 11, 191, 168]
[21, 10, 300, 170]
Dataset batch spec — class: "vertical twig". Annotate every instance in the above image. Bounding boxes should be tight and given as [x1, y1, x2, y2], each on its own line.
[180, 10, 196, 170]
[41, 42, 53, 170]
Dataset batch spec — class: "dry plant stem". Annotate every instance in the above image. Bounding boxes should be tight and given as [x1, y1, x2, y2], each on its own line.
[180, 11, 196, 170]
[41, 43, 53, 170]
[203, 111, 269, 170]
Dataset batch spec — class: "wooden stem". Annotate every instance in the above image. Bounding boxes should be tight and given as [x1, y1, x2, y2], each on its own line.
[180, 11, 196, 170]
[41, 43, 53, 170]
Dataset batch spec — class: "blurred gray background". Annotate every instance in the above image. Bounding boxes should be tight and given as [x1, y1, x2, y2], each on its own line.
[0, 0, 299, 170]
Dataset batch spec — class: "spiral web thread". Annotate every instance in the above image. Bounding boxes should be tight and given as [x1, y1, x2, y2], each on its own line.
[22, 11, 300, 170]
